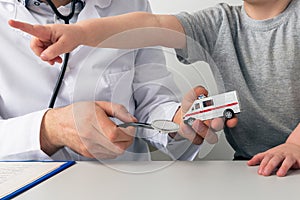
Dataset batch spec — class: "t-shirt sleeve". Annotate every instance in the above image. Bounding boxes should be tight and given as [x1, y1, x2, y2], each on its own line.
[174, 7, 223, 64]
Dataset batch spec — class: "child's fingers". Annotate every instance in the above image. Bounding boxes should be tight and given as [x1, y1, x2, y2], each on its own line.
[247, 153, 263, 166]
[226, 116, 238, 128]
[8, 20, 51, 41]
[277, 157, 295, 177]
[40, 41, 67, 61]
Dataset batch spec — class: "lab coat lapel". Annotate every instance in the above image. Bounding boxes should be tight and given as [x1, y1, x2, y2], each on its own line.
[96, 0, 112, 9]
[72, 0, 112, 56]
[14, 2, 40, 24]
[0, 0, 38, 24]
[0, 0, 41, 46]
[77, 0, 112, 20]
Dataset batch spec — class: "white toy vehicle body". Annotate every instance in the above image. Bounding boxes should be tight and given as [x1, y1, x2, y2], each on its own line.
[183, 91, 240, 126]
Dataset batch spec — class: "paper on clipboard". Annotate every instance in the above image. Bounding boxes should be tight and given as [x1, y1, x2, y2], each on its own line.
[0, 161, 75, 200]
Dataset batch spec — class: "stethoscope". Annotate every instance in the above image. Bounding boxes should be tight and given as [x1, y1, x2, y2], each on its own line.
[45, 0, 83, 108]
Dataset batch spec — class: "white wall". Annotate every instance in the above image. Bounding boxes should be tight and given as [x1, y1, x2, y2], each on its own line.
[148, 0, 242, 160]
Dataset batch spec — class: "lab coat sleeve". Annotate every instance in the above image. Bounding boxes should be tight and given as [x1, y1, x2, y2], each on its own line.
[133, 3, 200, 160]
[128, 0, 201, 161]
[132, 46, 201, 160]
[0, 109, 51, 160]
[135, 98, 201, 160]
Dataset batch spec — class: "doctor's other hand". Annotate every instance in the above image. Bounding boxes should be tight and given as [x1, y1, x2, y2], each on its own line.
[172, 86, 238, 145]
[8, 20, 83, 65]
[40, 101, 137, 159]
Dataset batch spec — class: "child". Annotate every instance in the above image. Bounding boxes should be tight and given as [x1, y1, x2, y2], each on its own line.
[9, 0, 300, 176]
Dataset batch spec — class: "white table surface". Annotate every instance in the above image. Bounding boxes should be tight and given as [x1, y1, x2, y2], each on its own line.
[15, 161, 300, 200]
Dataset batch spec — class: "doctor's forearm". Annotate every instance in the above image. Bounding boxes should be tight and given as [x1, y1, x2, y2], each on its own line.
[77, 12, 186, 49]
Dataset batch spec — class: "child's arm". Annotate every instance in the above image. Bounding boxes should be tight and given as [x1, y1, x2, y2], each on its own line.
[78, 12, 186, 48]
[286, 123, 300, 145]
[9, 12, 186, 64]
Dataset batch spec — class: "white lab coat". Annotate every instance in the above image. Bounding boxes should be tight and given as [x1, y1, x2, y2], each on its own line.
[0, 0, 200, 161]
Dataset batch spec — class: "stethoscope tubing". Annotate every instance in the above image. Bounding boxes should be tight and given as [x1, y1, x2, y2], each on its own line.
[45, 0, 78, 24]
[46, 0, 79, 108]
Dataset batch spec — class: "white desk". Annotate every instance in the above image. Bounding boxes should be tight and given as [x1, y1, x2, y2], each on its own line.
[15, 161, 300, 200]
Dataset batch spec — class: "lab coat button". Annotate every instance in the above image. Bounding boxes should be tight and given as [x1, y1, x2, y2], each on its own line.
[5, 4, 14, 12]
[98, 0, 112, 8]
[65, 66, 70, 73]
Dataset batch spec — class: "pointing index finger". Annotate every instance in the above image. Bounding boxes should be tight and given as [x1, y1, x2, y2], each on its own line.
[8, 19, 51, 41]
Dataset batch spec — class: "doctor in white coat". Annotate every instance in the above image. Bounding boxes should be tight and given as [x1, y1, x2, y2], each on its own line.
[0, 0, 215, 161]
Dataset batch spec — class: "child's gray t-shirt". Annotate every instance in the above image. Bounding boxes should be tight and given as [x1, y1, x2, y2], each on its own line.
[175, 0, 300, 159]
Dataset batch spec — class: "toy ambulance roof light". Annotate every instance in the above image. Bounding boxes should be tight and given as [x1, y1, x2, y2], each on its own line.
[198, 94, 206, 99]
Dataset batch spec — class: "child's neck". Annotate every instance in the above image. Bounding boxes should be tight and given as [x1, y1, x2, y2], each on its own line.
[244, 0, 292, 20]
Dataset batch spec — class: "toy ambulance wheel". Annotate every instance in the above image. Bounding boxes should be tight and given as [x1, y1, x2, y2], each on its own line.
[184, 117, 196, 126]
[223, 109, 234, 119]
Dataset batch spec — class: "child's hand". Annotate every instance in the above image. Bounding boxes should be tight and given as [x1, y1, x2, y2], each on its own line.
[248, 143, 300, 177]
[172, 86, 238, 145]
[8, 20, 83, 65]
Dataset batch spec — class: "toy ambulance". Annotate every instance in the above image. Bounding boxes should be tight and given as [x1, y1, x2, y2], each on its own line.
[183, 91, 240, 126]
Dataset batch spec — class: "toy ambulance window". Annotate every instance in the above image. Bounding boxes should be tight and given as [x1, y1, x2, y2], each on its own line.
[195, 103, 200, 109]
[203, 99, 214, 107]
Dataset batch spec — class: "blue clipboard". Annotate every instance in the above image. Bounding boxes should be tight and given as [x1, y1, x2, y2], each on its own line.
[1, 161, 75, 200]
